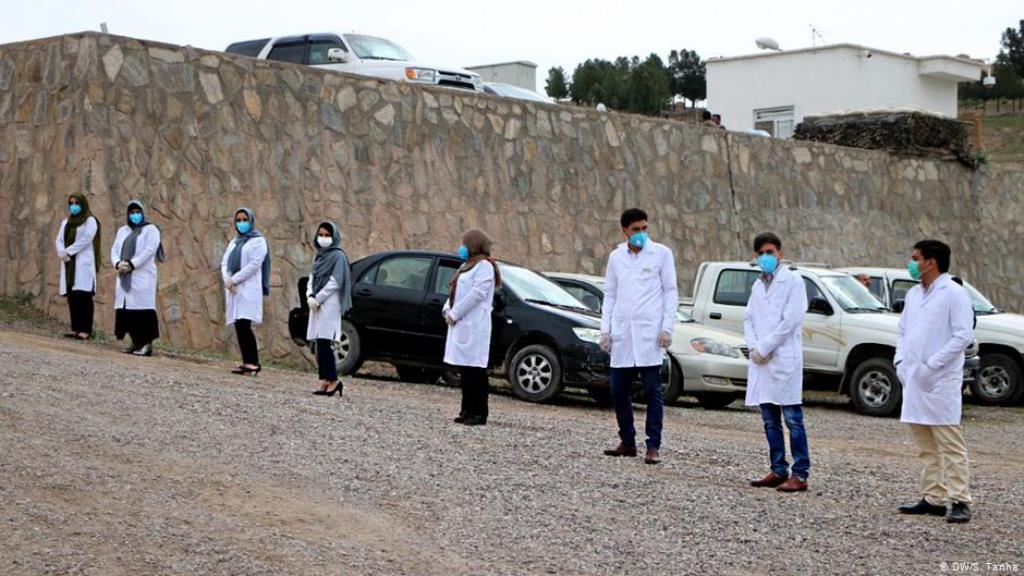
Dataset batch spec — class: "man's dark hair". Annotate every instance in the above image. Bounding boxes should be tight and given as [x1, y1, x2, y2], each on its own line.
[702, 109, 712, 120]
[753, 232, 782, 252]
[620, 208, 648, 229]
[913, 239, 951, 273]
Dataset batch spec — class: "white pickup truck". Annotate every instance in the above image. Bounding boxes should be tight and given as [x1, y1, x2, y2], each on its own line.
[680, 262, 979, 416]
[226, 33, 483, 92]
[840, 267, 1024, 406]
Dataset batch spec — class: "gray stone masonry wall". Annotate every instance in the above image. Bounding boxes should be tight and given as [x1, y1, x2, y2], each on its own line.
[1, 33, 1021, 360]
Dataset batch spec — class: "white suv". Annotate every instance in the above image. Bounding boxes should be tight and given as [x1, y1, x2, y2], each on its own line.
[840, 267, 1024, 406]
[226, 33, 483, 92]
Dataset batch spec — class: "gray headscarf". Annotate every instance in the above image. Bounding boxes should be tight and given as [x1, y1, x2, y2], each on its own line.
[118, 200, 165, 292]
[227, 207, 271, 296]
[310, 221, 352, 315]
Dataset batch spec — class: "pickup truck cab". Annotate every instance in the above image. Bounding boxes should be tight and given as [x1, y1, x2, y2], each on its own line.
[226, 33, 483, 92]
[681, 262, 978, 416]
[840, 267, 1024, 406]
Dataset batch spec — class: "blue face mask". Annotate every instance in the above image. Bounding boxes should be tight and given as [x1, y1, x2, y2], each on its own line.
[457, 245, 470, 261]
[757, 253, 779, 275]
[236, 220, 251, 234]
[628, 231, 649, 249]
[907, 260, 921, 281]
[128, 212, 143, 226]
[69, 204, 82, 216]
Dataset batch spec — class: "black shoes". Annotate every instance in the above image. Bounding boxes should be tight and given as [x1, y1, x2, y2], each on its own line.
[325, 381, 343, 397]
[898, 499, 947, 516]
[460, 415, 487, 426]
[131, 344, 152, 357]
[122, 344, 137, 354]
[231, 365, 261, 376]
[947, 502, 972, 524]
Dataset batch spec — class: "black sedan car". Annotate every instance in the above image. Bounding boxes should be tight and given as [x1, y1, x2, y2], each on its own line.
[288, 250, 621, 403]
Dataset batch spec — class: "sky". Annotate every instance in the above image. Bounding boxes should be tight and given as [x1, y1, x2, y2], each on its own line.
[1, 0, 1019, 93]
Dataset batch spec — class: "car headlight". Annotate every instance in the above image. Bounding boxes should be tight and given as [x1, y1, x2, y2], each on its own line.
[573, 327, 602, 344]
[404, 67, 437, 83]
[691, 337, 741, 358]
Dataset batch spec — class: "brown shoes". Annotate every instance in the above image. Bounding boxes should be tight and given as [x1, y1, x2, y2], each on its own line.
[750, 472, 789, 488]
[776, 477, 808, 492]
[644, 448, 661, 465]
[603, 444, 638, 457]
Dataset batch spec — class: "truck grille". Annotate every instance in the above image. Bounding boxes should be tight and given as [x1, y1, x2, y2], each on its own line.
[438, 79, 476, 90]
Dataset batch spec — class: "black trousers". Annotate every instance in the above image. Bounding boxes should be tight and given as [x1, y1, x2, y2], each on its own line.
[459, 366, 489, 420]
[234, 319, 260, 367]
[316, 339, 338, 381]
[66, 290, 94, 335]
[115, 307, 159, 346]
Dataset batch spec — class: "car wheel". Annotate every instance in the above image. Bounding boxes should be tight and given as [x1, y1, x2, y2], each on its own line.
[849, 357, 901, 417]
[395, 366, 442, 384]
[587, 386, 614, 407]
[508, 344, 563, 403]
[971, 353, 1023, 405]
[694, 393, 735, 410]
[334, 322, 363, 376]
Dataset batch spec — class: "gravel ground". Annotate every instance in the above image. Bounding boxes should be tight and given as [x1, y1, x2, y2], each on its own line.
[1, 328, 1022, 576]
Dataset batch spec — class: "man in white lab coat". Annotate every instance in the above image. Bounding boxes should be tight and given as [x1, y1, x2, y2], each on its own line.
[744, 233, 810, 493]
[600, 208, 678, 465]
[896, 240, 976, 524]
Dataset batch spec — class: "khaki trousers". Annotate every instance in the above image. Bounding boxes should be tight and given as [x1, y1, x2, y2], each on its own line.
[908, 423, 973, 505]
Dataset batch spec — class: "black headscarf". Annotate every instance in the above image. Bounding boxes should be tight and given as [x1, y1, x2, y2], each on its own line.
[310, 221, 352, 314]
[118, 200, 166, 292]
[63, 193, 102, 288]
[227, 207, 271, 296]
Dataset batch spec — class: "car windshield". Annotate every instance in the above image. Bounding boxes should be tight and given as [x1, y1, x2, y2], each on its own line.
[343, 34, 413, 61]
[963, 281, 1000, 314]
[819, 275, 888, 312]
[502, 265, 588, 309]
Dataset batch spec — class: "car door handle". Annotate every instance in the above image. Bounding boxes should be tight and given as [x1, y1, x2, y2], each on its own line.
[356, 288, 373, 297]
[709, 312, 722, 320]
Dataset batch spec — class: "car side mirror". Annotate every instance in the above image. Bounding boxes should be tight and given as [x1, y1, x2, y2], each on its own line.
[327, 48, 349, 63]
[892, 299, 906, 313]
[808, 297, 833, 315]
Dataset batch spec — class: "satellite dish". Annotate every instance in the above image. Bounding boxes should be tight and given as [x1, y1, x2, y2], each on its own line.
[755, 37, 781, 51]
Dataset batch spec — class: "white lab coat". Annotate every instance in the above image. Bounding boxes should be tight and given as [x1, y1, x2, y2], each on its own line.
[896, 274, 974, 426]
[55, 217, 98, 295]
[600, 241, 679, 368]
[110, 225, 161, 310]
[443, 262, 496, 368]
[744, 265, 808, 406]
[220, 236, 268, 326]
[306, 277, 342, 341]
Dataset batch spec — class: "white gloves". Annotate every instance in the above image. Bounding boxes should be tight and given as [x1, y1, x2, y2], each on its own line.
[599, 333, 612, 353]
[61, 254, 72, 263]
[658, 331, 673, 349]
[307, 296, 320, 310]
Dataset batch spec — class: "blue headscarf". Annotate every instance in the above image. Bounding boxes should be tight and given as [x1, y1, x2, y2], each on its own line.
[227, 207, 271, 296]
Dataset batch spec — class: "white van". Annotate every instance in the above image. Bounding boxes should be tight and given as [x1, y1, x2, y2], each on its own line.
[840, 267, 1024, 406]
[226, 33, 483, 92]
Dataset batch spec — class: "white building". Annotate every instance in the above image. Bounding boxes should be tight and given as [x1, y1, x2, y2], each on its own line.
[465, 61, 537, 91]
[706, 44, 986, 138]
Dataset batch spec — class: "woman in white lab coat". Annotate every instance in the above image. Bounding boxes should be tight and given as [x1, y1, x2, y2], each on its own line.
[221, 207, 270, 376]
[55, 193, 101, 340]
[111, 200, 165, 357]
[306, 221, 352, 397]
[443, 229, 501, 426]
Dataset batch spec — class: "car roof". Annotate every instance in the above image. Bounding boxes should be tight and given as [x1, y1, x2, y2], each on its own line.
[837, 266, 907, 276]
[704, 261, 844, 277]
[544, 272, 604, 284]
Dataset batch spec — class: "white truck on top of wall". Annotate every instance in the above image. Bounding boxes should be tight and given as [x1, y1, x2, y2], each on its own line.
[680, 261, 979, 417]
[226, 33, 483, 92]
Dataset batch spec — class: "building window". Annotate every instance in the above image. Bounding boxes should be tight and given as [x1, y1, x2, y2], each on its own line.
[754, 106, 795, 139]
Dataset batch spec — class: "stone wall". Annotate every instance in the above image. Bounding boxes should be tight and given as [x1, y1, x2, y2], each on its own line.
[1, 33, 1022, 361]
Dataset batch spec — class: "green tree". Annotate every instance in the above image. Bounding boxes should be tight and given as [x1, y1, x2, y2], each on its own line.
[626, 53, 673, 115]
[570, 58, 629, 109]
[667, 49, 707, 107]
[545, 66, 570, 100]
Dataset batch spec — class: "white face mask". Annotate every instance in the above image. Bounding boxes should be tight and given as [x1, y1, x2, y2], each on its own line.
[316, 236, 333, 248]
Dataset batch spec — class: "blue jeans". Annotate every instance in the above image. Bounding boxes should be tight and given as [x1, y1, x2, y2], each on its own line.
[611, 366, 663, 449]
[760, 403, 810, 480]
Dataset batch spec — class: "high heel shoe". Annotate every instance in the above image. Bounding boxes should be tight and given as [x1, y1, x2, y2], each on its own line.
[324, 380, 343, 397]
